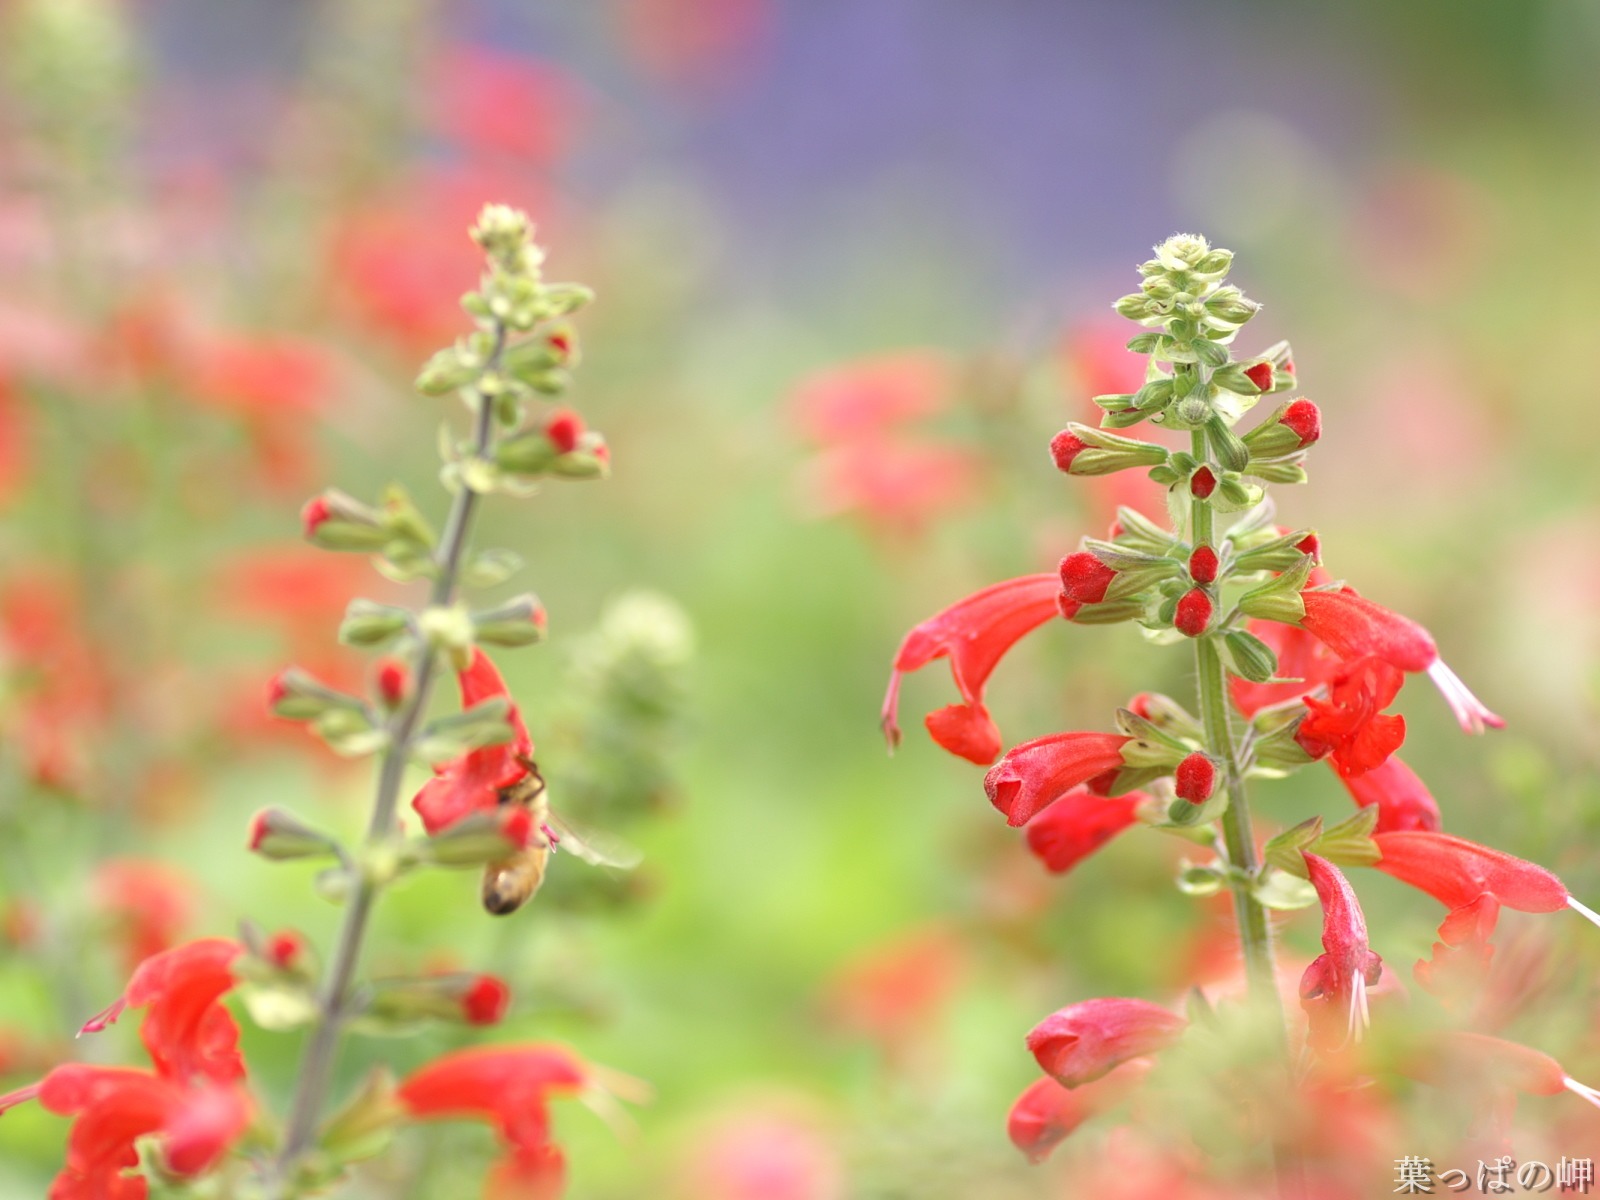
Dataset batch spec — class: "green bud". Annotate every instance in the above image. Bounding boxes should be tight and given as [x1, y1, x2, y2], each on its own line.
[338, 599, 411, 649]
[1125, 693, 1202, 741]
[473, 593, 548, 648]
[462, 547, 524, 589]
[415, 346, 480, 397]
[357, 972, 508, 1033]
[1223, 630, 1278, 683]
[1191, 248, 1233, 278]
[1232, 528, 1315, 574]
[1191, 336, 1230, 368]
[412, 808, 532, 867]
[1126, 332, 1161, 353]
[1313, 806, 1381, 869]
[1175, 862, 1229, 896]
[1251, 869, 1318, 911]
[1252, 713, 1316, 770]
[1264, 818, 1323, 879]
[1155, 233, 1211, 271]
[1203, 286, 1258, 326]
[1113, 707, 1193, 754]
[248, 808, 342, 862]
[1111, 506, 1178, 555]
[1211, 362, 1263, 396]
[1206, 417, 1250, 474]
[412, 696, 515, 764]
[1246, 457, 1308, 485]
[303, 489, 390, 553]
[496, 431, 559, 477]
[1114, 293, 1154, 321]
[1235, 553, 1315, 623]
[1211, 474, 1262, 512]
[319, 1069, 404, 1165]
[547, 431, 610, 480]
[1059, 423, 1169, 476]
[268, 668, 363, 722]
[537, 282, 595, 317]
[312, 707, 388, 758]
[417, 604, 475, 657]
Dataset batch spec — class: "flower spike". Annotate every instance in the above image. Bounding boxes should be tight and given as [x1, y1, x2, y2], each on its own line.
[881, 574, 1062, 765]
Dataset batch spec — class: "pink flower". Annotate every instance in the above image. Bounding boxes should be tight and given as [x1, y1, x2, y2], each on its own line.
[984, 732, 1131, 826]
[881, 574, 1061, 765]
[413, 650, 535, 835]
[1298, 853, 1383, 1054]
[1026, 997, 1185, 1088]
[1023, 787, 1146, 874]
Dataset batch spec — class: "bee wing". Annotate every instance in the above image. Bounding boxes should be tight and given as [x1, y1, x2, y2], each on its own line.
[545, 811, 642, 870]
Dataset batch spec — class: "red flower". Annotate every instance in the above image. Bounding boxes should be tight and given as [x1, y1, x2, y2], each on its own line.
[1298, 853, 1383, 1054]
[1371, 832, 1600, 932]
[398, 1044, 594, 1199]
[984, 732, 1131, 827]
[1026, 997, 1185, 1088]
[413, 650, 535, 834]
[424, 45, 581, 165]
[1023, 787, 1146, 874]
[1007, 1060, 1149, 1164]
[789, 351, 951, 444]
[1413, 893, 1499, 1003]
[1336, 755, 1441, 833]
[881, 574, 1061, 766]
[1293, 655, 1406, 777]
[821, 925, 965, 1062]
[1297, 588, 1503, 734]
[2, 939, 253, 1195]
[800, 438, 983, 541]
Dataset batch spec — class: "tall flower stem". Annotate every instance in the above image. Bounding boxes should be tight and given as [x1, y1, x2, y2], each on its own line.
[1189, 429, 1300, 1197]
[267, 325, 507, 1191]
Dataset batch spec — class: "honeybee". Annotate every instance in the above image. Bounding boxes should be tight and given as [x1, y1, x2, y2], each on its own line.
[481, 755, 640, 916]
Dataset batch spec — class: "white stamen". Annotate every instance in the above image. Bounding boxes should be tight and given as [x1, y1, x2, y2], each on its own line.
[1567, 895, 1600, 931]
[1425, 660, 1504, 735]
[1344, 968, 1371, 1046]
[1564, 1076, 1600, 1113]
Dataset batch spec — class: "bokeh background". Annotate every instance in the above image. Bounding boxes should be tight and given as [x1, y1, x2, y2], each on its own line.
[2, 0, 1599, 1195]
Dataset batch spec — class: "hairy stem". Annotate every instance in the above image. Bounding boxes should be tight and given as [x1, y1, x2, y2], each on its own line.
[267, 325, 507, 1191]
[1189, 429, 1300, 1198]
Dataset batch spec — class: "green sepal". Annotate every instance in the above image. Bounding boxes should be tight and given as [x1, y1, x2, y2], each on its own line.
[1252, 868, 1319, 911]
[1264, 817, 1323, 878]
[1223, 629, 1278, 683]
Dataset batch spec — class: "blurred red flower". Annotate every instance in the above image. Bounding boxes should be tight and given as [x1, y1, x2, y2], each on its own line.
[413, 649, 535, 835]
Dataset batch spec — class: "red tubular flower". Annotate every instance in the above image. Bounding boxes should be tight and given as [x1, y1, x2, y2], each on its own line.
[92, 860, 198, 974]
[1297, 588, 1503, 734]
[984, 732, 1132, 827]
[1173, 753, 1215, 805]
[1298, 853, 1384, 1054]
[1293, 655, 1406, 777]
[1413, 893, 1500, 1002]
[398, 1044, 594, 1198]
[1023, 787, 1146, 874]
[881, 574, 1062, 766]
[1372, 831, 1570, 915]
[1058, 552, 1117, 605]
[1007, 1061, 1150, 1164]
[1412, 1032, 1600, 1119]
[412, 649, 535, 834]
[1173, 588, 1212, 637]
[1026, 997, 1185, 1088]
[3, 939, 254, 1194]
[1335, 755, 1441, 833]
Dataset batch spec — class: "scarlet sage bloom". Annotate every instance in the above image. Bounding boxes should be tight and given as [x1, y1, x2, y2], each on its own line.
[1023, 787, 1146, 874]
[1413, 1032, 1600, 1117]
[1296, 587, 1503, 734]
[1371, 831, 1591, 919]
[881, 574, 1061, 765]
[413, 649, 535, 835]
[1335, 755, 1441, 834]
[984, 732, 1131, 826]
[92, 859, 198, 973]
[1, 939, 253, 1195]
[1292, 655, 1406, 776]
[1026, 998, 1185, 1088]
[1007, 1060, 1150, 1163]
[397, 1044, 593, 1199]
[1413, 893, 1499, 1001]
[1298, 853, 1384, 1053]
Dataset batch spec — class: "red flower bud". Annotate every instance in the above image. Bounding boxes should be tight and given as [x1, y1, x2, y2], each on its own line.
[1058, 552, 1117, 605]
[1174, 753, 1215, 804]
[266, 931, 305, 971]
[1243, 361, 1273, 391]
[265, 671, 289, 711]
[1174, 588, 1212, 637]
[461, 975, 511, 1025]
[1049, 430, 1088, 473]
[547, 331, 572, 362]
[544, 409, 584, 454]
[1281, 399, 1321, 447]
[375, 658, 409, 708]
[1296, 532, 1320, 562]
[1127, 693, 1155, 720]
[1055, 592, 1081, 621]
[1188, 545, 1218, 584]
[1189, 466, 1217, 499]
[1026, 997, 1186, 1088]
[300, 496, 332, 539]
